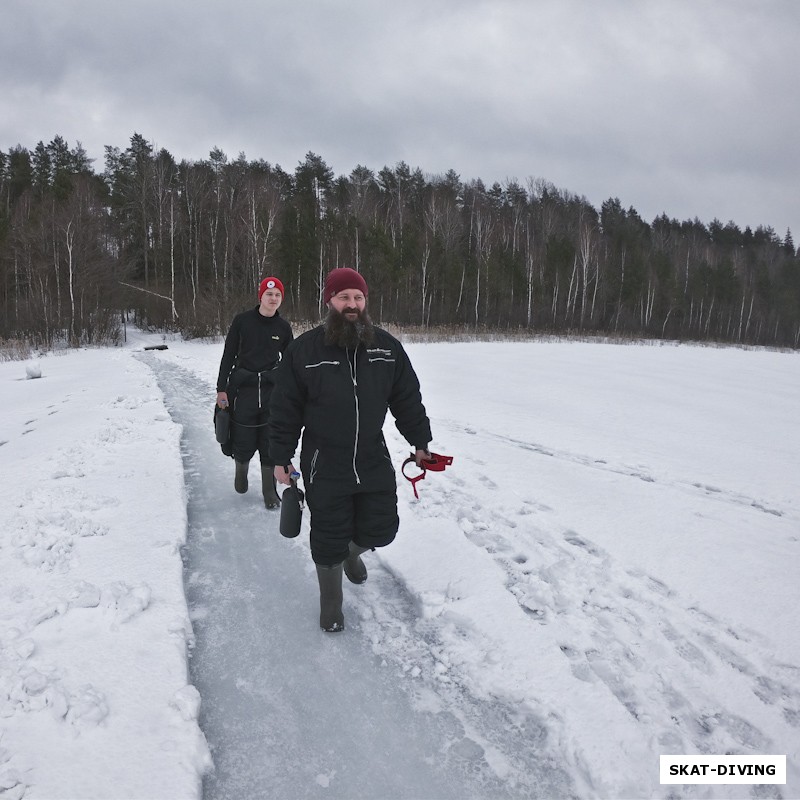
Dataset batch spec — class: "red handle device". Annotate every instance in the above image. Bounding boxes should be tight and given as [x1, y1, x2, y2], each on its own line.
[401, 451, 454, 499]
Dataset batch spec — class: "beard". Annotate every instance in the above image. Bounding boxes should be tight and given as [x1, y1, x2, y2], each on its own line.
[324, 307, 375, 349]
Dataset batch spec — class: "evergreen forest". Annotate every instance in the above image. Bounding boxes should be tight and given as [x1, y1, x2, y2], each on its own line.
[1, 133, 798, 349]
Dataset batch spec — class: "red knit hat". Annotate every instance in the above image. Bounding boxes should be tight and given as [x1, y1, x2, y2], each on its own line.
[258, 277, 284, 300]
[324, 268, 368, 304]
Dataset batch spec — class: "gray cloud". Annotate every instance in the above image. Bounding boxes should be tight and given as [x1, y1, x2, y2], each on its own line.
[2, 0, 798, 235]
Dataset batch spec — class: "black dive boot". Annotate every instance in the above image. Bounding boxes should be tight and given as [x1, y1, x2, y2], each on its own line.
[316, 563, 345, 632]
[234, 460, 249, 494]
[261, 464, 280, 509]
[343, 541, 368, 584]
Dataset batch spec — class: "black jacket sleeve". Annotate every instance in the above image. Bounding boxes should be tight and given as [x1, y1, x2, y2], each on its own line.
[388, 343, 432, 450]
[268, 342, 307, 466]
[216, 315, 242, 391]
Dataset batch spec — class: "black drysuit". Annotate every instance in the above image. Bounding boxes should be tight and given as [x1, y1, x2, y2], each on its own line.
[217, 307, 293, 464]
[269, 325, 432, 565]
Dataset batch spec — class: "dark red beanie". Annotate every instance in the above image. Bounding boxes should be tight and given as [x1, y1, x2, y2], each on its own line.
[324, 268, 368, 304]
[258, 277, 284, 300]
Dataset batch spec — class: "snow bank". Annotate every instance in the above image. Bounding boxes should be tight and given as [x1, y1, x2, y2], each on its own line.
[0, 349, 210, 800]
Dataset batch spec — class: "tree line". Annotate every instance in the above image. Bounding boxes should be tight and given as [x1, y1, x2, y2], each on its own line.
[1, 133, 798, 349]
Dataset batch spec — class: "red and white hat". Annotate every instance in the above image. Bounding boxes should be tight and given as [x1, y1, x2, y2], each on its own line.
[258, 277, 284, 300]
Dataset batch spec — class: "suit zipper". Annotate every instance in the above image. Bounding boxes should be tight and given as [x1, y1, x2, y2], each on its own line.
[348, 347, 361, 485]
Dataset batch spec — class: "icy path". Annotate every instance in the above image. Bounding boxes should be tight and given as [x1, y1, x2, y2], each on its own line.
[146, 356, 574, 800]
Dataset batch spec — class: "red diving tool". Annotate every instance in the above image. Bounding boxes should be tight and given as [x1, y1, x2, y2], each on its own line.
[401, 451, 454, 499]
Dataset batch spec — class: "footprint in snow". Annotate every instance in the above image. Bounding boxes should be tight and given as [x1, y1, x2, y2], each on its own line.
[659, 621, 714, 673]
[625, 570, 673, 599]
[784, 708, 800, 728]
[694, 711, 772, 751]
[562, 531, 605, 558]
[694, 482, 722, 494]
[517, 500, 552, 515]
[751, 501, 783, 516]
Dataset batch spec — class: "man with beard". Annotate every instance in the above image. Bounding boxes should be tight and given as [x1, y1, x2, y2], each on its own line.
[269, 267, 432, 632]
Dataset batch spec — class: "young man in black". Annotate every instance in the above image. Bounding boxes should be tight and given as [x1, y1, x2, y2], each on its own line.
[217, 277, 293, 508]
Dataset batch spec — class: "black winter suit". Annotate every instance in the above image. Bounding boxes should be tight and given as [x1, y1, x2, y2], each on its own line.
[269, 325, 431, 565]
[217, 307, 293, 464]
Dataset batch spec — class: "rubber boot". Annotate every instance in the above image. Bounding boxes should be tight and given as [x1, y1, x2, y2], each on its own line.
[234, 460, 249, 494]
[343, 541, 368, 585]
[316, 563, 345, 632]
[261, 464, 280, 509]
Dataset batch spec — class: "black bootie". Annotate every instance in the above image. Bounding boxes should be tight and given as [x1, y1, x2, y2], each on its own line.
[316, 563, 345, 632]
[234, 460, 249, 494]
[343, 541, 368, 585]
[261, 464, 280, 509]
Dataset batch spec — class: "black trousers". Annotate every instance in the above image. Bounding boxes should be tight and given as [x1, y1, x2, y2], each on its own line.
[305, 479, 399, 566]
[231, 385, 271, 464]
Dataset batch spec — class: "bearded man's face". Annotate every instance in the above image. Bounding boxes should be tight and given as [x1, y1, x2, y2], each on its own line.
[328, 289, 366, 317]
[324, 295, 374, 348]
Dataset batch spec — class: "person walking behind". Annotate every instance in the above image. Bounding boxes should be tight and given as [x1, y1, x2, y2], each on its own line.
[217, 277, 293, 508]
[269, 267, 432, 632]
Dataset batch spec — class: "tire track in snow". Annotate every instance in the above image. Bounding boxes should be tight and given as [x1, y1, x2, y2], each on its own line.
[448, 420, 793, 521]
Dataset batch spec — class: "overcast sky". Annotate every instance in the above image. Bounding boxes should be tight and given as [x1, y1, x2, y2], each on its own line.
[3, 0, 798, 238]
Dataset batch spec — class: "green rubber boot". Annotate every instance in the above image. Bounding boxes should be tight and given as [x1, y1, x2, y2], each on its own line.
[343, 541, 368, 585]
[316, 563, 345, 632]
[234, 460, 249, 494]
[261, 464, 280, 509]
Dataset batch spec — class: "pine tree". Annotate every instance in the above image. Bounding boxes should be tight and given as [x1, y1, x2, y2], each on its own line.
[784, 228, 795, 256]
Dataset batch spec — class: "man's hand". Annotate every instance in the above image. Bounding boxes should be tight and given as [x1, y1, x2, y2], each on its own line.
[414, 448, 431, 468]
[216, 391, 229, 409]
[274, 464, 296, 486]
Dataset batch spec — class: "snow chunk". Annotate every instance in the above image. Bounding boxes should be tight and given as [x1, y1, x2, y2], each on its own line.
[170, 685, 201, 722]
[68, 581, 101, 609]
[66, 685, 109, 727]
[25, 361, 42, 379]
[103, 582, 151, 623]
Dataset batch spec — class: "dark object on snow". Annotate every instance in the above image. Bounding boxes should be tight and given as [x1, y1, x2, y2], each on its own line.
[279, 473, 304, 538]
[213, 404, 233, 457]
[401, 451, 454, 499]
[215, 406, 230, 444]
[144, 344, 168, 351]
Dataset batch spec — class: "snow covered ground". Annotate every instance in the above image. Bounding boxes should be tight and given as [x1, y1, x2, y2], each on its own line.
[1, 330, 799, 799]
